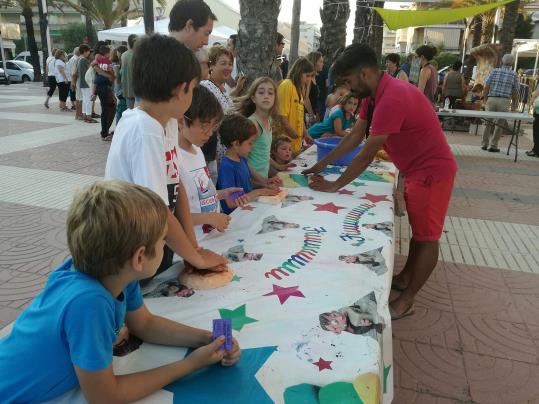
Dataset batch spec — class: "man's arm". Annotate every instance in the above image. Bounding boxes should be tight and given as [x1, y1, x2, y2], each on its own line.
[303, 118, 367, 175]
[310, 134, 388, 192]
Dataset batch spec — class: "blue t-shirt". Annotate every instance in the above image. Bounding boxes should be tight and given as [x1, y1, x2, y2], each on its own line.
[217, 156, 253, 214]
[307, 108, 354, 138]
[0, 258, 143, 403]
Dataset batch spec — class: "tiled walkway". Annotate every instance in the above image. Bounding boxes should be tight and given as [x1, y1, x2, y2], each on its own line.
[1, 83, 539, 403]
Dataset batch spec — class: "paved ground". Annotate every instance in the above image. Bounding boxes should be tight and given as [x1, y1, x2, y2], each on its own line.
[1, 82, 539, 403]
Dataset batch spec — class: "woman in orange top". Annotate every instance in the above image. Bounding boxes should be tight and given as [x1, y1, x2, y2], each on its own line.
[276, 57, 315, 154]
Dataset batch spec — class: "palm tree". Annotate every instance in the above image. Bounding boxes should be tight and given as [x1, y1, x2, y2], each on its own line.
[500, 0, 520, 54]
[289, 0, 300, 65]
[353, 1, 384, 57]
[0, 0, 42, 81]
[236, 0, 281, 85]
[55, 0, 166, 30]
[319, 0, 350, 66]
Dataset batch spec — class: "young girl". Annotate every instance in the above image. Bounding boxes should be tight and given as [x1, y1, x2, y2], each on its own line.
[270, 135, 294, 173]
[234, 77, 280, 178]
[275, 57, 315, 155]
[217, 114, 281, 214]
[308, 92, 359, 139]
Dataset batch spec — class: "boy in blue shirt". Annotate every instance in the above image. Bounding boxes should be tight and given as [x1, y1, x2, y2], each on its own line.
[217, 114, 281, 214]
[0, 180, 241, 403]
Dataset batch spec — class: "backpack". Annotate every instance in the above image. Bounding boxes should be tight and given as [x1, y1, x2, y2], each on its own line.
[85, 65, 95, 87]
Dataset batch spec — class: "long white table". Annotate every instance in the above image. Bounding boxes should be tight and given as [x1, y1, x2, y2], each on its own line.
[437, 109, 534, 162]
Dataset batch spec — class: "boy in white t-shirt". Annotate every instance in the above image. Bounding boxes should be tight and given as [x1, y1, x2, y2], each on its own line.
[179, 86, 249, 239]
[105, 34, 227, 276]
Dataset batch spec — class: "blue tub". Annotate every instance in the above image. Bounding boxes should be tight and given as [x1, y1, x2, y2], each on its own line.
[314, 137, 364, 166]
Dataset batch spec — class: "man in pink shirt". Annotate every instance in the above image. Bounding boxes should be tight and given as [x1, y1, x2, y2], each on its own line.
[304, 44, 457, 320]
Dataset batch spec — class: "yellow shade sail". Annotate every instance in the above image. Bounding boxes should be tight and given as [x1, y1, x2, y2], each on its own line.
[374, 0, 514, 31]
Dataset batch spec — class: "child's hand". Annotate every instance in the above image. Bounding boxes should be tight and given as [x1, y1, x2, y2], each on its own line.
[188, 336, 226, 369]
[208, 212, 230, 232]
[258, 188, 280, 197]
[219, 187, 248, 207]
[267, 177, 282, 189]
[222, 337, 241, 367]
[198, 248, 228, 269]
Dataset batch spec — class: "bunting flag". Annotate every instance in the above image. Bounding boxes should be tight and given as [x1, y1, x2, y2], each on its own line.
[374, 0, 514, 31]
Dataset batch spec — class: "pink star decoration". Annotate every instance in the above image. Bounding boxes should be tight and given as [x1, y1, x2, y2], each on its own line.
[240, 205, 255, 211]
[361, 193, 390, 203]
[313, 357, 333, 371]
[263, 284, 305, 304]
[312, 202, 346, 214]
[337, 189, 354, 195]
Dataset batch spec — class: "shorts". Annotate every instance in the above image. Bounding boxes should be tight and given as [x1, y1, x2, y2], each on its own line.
[404, 175, 455, 242]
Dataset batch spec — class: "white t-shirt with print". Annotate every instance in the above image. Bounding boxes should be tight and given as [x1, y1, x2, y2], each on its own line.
[46, 56, 56, 77]
[105, 108, 180, 213]
[54, 60, 66, 83]
[179, 145, 219, 239]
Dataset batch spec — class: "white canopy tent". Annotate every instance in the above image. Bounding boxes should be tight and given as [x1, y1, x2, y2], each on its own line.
[97, 18, 236, 44]
[513, 39, 539, 76]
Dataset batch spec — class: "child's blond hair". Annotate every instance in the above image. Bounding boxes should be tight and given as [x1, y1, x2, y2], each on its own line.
[67, 180, 168, 278]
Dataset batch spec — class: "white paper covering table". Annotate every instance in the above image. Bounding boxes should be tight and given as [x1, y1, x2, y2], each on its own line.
[98, 146, 396, 404]
[437, 109, 534, 162]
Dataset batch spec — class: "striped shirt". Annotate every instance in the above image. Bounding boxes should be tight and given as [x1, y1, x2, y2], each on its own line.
[485, 66, 519, 98]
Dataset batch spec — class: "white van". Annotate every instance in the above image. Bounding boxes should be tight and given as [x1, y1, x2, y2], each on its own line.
[14, 51, 44, 73]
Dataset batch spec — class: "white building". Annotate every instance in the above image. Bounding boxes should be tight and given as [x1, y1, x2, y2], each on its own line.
[299, 22, 321, 52]
[382, 26, 398, 55]
[396, 24, 465, 55]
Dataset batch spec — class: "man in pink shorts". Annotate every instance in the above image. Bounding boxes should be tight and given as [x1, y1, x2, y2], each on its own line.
[304, 44, 457, 320]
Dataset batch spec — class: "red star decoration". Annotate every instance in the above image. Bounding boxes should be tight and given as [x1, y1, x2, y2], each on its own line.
[240, 205, 255, 211]
[313, 202, 346, 214]
[361, 193, 390, 203]
[337, 189, 354, 195]
[263, 284, 305, 304]
[313, 357, 333, 371]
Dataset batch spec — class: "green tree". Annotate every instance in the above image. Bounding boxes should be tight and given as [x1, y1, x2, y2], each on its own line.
[60, 22, 96, 53]
[434, 52, 459, 69]
[515, 13, 534, 39]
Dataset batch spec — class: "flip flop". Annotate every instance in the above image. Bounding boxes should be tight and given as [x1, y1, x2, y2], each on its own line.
[390, 303, 415, 321]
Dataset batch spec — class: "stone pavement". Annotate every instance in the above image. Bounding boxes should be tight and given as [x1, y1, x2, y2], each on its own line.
[1, 83, 539, 403]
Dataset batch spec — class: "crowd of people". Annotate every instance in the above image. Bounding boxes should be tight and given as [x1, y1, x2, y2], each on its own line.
[9, 0, 539, 401]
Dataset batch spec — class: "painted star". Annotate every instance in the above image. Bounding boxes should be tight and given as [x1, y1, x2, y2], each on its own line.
[337, 189, 354, 195]
[263, 284, 305, 304]
[165, 346, 277, 402]
[238, 239, 245, 243]
[351, 181, 366, 187]
[241, 205, 255, 211]
[231, 275, 242, 282]
[361, 193, 390, 203]
[313, 357, 333, 371]
[322, 166, 343, 175]
[313, 202, 346, 214]
[278, 235, 286, 239]
[219, 304, 258, 331]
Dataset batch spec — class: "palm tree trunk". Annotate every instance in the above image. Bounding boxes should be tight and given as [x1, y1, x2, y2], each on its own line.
[500, 0, 520, 55]
[22, 5, 42, 82]
[237, 0, 281, 87]
[471, 15, 482, 48]
[85, 14, 93, 44]
[481, 11, 494, 45]
[371, 1, 384, 58]
[320, 0, 350, 66]
[36, 0, 49, 85]
[289, 0, 301, 65]
[353, 0, 370, 45]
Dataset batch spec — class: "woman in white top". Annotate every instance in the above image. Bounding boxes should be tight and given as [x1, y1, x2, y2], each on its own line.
[200, 45, 234, 182]
[53, 50, 70, 112]
[44, 48, 58, 109]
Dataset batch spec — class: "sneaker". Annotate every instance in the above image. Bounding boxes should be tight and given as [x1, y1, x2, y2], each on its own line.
[488, 147, 500, 153]
[481, 146, 487, 150]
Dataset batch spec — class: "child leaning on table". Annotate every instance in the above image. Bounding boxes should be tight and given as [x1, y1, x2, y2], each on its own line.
[217, 114, 281, 214]
[178, 85, 249, 238]
[0, 180, 241, 403]
[105, 34, 226, 275]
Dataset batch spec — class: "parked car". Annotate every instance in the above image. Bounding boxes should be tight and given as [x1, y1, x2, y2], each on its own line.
[0, 67, 7, 84]
[4, 60, 35, 82]
[15, 51, 43, 73]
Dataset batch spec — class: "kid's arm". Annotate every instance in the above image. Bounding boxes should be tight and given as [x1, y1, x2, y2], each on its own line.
[93, 64, 114, 81]
[191, 212, 230, 232]
[175, 180, 198, 248]
[332, 117, 348, 137]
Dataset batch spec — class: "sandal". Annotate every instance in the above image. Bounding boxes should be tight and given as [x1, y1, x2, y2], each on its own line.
[390, 303, 415, 320]
[84, 118, 98, 123]
[91, 113, 101, 118]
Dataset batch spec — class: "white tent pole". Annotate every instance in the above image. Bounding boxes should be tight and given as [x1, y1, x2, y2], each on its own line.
[534, 44, 539, 78]
[514, 46, 519, 70]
